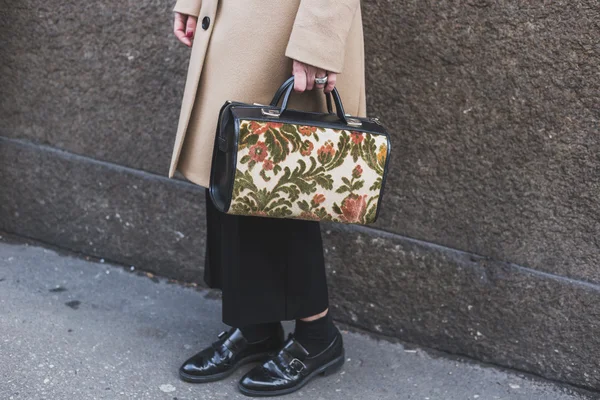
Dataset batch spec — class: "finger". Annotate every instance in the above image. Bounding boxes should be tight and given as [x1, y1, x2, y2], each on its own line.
[305, 67, 316, 91]
[294, 72, 307, 92]
[174, 13, 192, 46]
[315, 68, 327, 90]
[324, 72, 337, 93]
[186, 16, 197, 39]
[293, 62, 307, 92]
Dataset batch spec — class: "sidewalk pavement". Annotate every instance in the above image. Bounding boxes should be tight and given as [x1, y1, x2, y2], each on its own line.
[0, 236, 594, 400]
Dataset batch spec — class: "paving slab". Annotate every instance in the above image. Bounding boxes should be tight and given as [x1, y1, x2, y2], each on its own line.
[0, 238, 594, 400]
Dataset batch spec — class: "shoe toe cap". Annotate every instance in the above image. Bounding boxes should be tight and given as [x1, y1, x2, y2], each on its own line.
[240, 367, 288, 391]
[180, 362, 199, 375]
[180, 355, 215, 376]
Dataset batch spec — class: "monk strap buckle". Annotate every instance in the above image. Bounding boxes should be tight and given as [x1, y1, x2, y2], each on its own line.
[288, 358, 306, 375]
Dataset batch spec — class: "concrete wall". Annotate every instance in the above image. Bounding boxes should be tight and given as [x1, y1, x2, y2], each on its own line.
[2, 0, 599, 391]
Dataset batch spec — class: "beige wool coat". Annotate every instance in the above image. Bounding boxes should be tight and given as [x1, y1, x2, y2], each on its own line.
[169, 0, 367, 188]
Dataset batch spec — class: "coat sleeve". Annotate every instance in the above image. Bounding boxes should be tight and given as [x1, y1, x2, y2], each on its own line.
[285, 0, 360, 74]
[173, 0, 202, 17]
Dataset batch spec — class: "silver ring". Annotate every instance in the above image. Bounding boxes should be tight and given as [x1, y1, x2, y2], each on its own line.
[315, 76, 328, 85]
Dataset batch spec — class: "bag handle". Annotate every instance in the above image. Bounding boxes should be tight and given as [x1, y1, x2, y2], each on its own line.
[269, 76, 294, 107]
[269, 77, 334, 115]
[265, 77, 362, 127]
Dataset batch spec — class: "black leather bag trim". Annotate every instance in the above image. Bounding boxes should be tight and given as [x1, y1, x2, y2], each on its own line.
[209, 102, 239, 213]
[226, 117, 243, 212]
[374, 134, 392, 223]
[231, 106, 389, 136]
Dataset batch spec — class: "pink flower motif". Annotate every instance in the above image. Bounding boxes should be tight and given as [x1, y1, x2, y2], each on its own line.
[299, 211, 320, 221]
[299, 126, 317, 136]
[340, 194, 368, 223]
[249, 141, 268, 162]
[317, 141, 336, 164]
[300, 140, 314, 156]
[249, 121, 268, 135]
[312, 194, 326, 207]
[263, 159, 274, 171]
[351, 131, 364, 145]
[352, 165, 363, 179]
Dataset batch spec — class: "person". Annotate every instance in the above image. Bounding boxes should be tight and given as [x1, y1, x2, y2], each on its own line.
[169, 0, 366, 396]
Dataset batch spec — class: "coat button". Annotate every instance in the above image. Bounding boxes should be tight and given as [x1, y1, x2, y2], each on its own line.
[201, 16, 210, 30]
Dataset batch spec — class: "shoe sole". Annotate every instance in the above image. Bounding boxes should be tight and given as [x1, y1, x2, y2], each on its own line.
[179, 352, 273, 384]
[237, 349, 345, 397]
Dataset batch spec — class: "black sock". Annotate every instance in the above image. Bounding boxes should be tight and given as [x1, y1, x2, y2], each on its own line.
[294, 311, 338, 356]
[239, 322, 282, 343]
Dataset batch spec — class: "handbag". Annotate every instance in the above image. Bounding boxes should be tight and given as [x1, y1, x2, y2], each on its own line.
[209, 76, 391, 225]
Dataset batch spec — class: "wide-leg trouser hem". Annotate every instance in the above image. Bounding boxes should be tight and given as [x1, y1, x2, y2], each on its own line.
[204, 188, 329, 327]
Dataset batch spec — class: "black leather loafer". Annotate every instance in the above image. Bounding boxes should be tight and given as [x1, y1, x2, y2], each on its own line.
[238, 331, 344, 397]
[179, 326, 285, 383]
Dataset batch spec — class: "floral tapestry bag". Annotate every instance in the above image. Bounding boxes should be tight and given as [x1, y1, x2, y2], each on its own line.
[209, 77, 391, 225]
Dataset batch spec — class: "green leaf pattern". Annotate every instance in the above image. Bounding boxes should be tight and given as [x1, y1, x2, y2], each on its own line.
[229, 120, 388, 224]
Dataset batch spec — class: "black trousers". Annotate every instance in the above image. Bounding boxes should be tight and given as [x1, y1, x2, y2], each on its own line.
[203, 189, 329, 327]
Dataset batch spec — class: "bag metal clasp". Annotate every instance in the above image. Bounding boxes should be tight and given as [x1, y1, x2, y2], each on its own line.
[261, 108, 281, 118]
[346, 117, 362, 127]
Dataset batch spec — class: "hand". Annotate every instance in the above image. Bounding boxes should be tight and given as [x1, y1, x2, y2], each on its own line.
[292, 60, 337, 94]
[173, 12, 197, 47]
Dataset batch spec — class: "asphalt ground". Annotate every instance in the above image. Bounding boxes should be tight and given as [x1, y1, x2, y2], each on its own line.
[0, 236, 595, 400]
